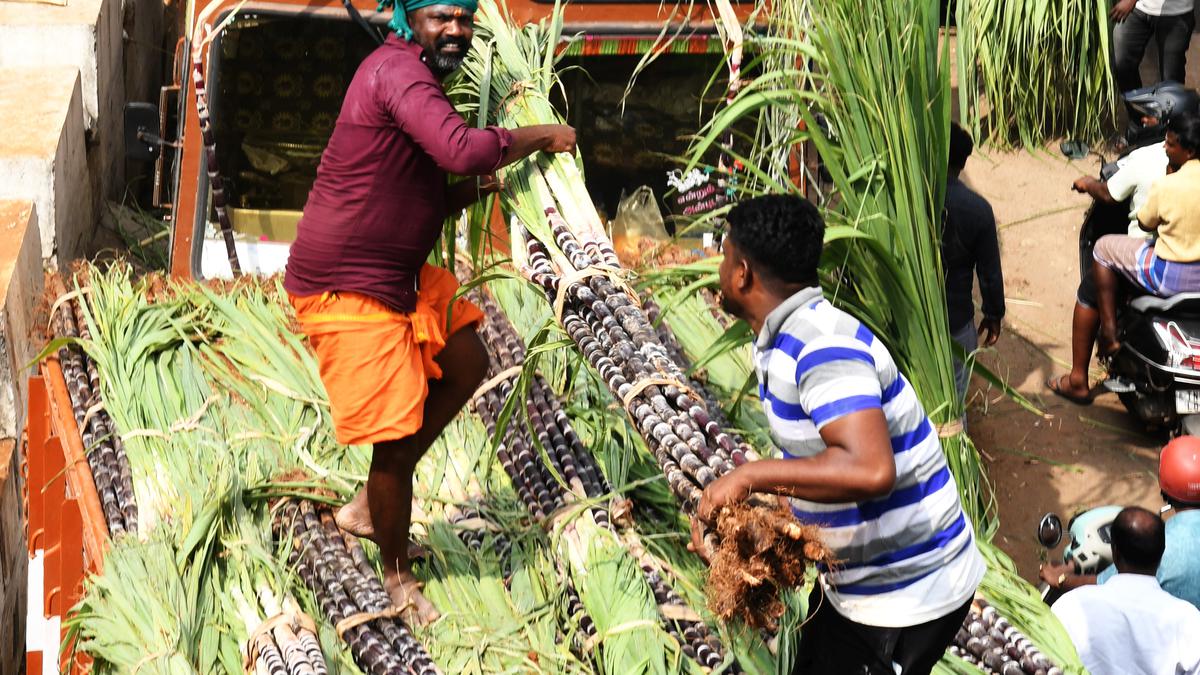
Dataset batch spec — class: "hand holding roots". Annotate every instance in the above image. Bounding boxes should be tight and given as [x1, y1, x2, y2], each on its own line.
[706, 502, 833, 631]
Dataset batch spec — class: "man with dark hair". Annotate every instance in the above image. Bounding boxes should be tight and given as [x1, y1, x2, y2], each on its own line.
[1047, 116, 1172, 402]
[1041, 436, 1200, 608]
[284, 0, 576, 624]
[1093, 112, 1200, 356]
[943, 123, 1004, 400]
[693, 194, 985, 675]
[1052, 506, 1200, 674]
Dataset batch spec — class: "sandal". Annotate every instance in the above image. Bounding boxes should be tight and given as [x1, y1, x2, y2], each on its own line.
[1045, 375, 1094, 406]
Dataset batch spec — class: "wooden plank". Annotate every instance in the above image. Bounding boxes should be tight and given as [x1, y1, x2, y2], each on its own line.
[41, 358, 106, 572]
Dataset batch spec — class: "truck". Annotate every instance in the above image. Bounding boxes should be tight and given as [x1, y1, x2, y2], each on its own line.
[22, 0, 756, 671]
[124, 0, 758, 279]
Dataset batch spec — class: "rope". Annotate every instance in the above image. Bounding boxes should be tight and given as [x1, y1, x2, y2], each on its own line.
[552, 265, 639, 325]
[620, 376, 703, 410]
[80, 401, 106, 433]
[244, 609, 322, 668]
[471, 365, 524, 403]
[247, 610, 316, 647]
[657, 603, 702, 623]
[334, 605, 412, 640]
[935, 419, 964, 438]
[120, 395, 220, 440]
[454, 516, 501, 532]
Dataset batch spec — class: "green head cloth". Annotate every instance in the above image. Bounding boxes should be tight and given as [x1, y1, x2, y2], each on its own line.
[377, 0, 478, 41]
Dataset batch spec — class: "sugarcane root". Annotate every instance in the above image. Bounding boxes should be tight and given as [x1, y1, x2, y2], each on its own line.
[707, 502, 833, 631]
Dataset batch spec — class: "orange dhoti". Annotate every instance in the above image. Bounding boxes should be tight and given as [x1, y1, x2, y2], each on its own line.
[288, 264, 484, 446]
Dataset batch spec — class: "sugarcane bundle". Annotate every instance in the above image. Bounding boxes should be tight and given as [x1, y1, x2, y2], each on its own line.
[46, 275, 138, 536]
[620, 530, 738, 670]
[469, 286, 612, 508]
[273, 497, 440, 675]
[453, 0, 833, 631]
[466, 288, 665, 667]
[467, 282, 740, 669]
[949, 598, 1061, 675]
[518, 228, 741, 503]
[643, 298, 760, 466]
[232, 574, 330, 675]
[407, 414, 597, 674]
[422, 439, 514, 560]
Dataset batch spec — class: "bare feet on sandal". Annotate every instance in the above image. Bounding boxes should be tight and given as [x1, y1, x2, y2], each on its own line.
[384, 571, 440, 627]
[1045, 374, 1095, 405]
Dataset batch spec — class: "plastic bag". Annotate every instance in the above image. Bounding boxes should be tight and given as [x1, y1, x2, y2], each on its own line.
[611, 186, 668, 257]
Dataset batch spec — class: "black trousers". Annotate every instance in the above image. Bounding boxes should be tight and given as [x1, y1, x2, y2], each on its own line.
[1113, 8, 1195, 95]
[1076, 200, 1132, 308]
[793, 588, 972, 675]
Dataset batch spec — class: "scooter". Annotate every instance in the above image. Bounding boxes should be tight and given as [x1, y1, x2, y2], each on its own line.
[1104, 293, 1200, 435]
[1035, 506, 1121, 604]
[1070, 82, 1200, 434]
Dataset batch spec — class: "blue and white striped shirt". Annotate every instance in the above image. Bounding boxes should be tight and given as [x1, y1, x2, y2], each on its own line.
[755, 286, 984, 627]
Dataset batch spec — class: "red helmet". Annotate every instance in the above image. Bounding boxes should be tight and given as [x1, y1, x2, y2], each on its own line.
[1161, 436, 1200, 504]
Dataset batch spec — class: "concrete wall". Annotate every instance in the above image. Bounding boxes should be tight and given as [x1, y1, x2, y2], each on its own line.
[0, 0, 125, 206]
[0, 201, 44, 442]
[0, 200, 41, 675]
[0, 69, 94, 265]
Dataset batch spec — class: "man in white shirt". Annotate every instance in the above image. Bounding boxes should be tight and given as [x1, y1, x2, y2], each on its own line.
[1052, 506, 1200, 675]
[1047, 137, 1167, 403]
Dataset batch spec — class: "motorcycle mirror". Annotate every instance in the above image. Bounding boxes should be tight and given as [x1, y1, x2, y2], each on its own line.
[1037, 512, 1063, 548]
[1059, 140, 1090, 160]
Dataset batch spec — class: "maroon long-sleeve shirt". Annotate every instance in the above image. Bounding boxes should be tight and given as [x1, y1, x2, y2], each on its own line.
[284, 35, 513, 312]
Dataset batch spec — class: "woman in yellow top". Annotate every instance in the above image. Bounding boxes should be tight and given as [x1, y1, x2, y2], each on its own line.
[1093, 112, 1200, 356]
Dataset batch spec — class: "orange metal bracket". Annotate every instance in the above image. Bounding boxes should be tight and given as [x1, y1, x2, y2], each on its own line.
[24, 362, 107, 675]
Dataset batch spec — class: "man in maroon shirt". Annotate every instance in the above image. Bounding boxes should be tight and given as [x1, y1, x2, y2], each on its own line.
[284, 0, 575, 624]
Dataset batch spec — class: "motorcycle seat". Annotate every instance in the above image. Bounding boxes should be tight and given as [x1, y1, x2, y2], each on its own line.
[1129, 292, 1200, 314]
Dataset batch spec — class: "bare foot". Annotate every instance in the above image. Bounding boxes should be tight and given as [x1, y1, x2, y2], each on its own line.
[335, 488, 374, 538]
[335, 492, 427, 559]
[384, 571, 440, 627]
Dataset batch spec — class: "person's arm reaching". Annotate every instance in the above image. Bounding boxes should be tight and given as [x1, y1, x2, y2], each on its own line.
[695, 407, 897, 521]
[1073, 176, 1119, 204]
[444, 176, 498, 214]
[499, 125, 576, 168]
[975, 203, 1005, 347]
[385, 73, 574, 175]
[1039, 561, 1098, 592]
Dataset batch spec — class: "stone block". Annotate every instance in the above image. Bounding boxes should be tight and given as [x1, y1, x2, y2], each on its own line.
[0, 69, 94, 264]
[0, 200, 44, 445]
[0, 0, 125, 201]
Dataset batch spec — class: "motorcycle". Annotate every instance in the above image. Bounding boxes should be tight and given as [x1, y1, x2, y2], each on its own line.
[1071, 82, 1200, 434]
[1035, 506, 1121, 604]
[1103, 293, 1200, 435]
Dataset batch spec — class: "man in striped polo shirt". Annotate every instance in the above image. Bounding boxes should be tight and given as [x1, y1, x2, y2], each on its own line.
[693, 195, 985, 674]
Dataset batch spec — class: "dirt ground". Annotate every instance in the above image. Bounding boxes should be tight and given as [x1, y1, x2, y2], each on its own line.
[958, 147, 1164, 581]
